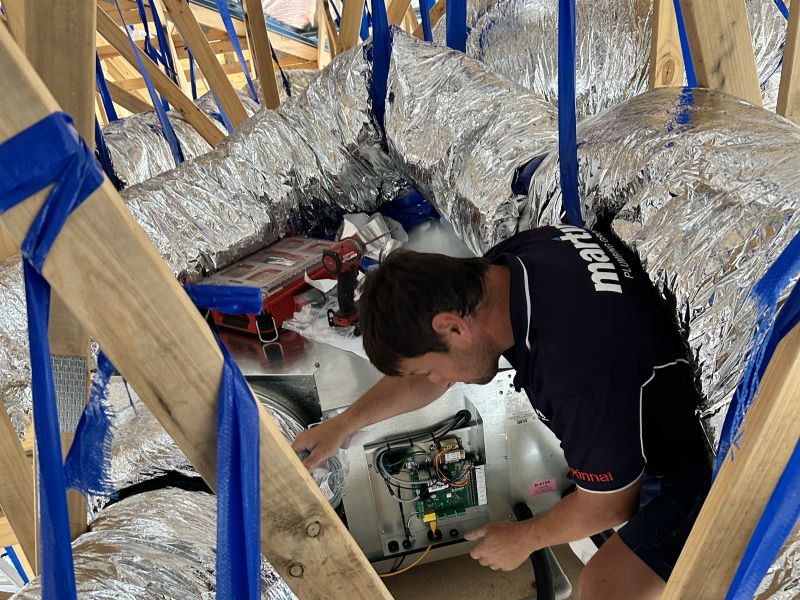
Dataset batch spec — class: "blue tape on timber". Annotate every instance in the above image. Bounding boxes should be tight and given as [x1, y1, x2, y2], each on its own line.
[361, 2, 371, 41]
[557, 0, 583, 227]
[183, 284, 262, 600]
[0, 112, 106, 600]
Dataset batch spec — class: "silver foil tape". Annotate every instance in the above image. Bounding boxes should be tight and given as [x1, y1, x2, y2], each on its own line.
[0, 257, 30, 439]
[436, 0, 786, 119]
[103, 90, 260, 189]
[12, 488, 296, 600]
[122, 42, 406, 283]
[385, 31, 557, 255]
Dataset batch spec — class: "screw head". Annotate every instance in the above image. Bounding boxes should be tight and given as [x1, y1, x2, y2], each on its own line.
[314, 362, 320, 368]
[289, 563, 304, 578]
[306, 522, 321, 538]
[368, 463, 373, 469]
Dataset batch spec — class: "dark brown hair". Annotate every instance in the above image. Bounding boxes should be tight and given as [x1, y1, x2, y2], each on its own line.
[359, 250, 490, 375]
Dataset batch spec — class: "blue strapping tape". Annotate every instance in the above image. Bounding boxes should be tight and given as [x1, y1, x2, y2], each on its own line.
[557, 0, 583, 227]
[64, 352, 117, 497]
[446, 0, 467, 52]
[370, 0, 391, 129]
[215, 0, 259, 103]
[0, 112, 106, 600]
[183, 284, 262, 600]
[95, 53, 119, 123]
[673, 0, 697, 88]
[112, 0, 184, 166]
[420, 0, 434, 42]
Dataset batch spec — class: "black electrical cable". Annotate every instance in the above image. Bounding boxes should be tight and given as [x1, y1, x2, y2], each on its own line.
[513, 502, 555, 600]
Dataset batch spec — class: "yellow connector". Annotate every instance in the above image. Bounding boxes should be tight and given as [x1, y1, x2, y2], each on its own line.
[423, 510, 437, 533]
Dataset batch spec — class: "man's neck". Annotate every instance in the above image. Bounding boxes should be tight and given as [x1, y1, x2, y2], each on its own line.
[481, 265, 515, 351]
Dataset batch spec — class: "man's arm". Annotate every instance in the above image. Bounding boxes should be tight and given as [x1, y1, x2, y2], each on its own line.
[466, 481, 641, 571]
[291, 374, 447, 469]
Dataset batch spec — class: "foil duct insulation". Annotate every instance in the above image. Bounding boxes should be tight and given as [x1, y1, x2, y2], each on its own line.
[524, 87, 800, 450]
[122, 42, 406, 283]
[103, 90, 260, 188]
[435, 0, 786, 118]
[595, 90, 800, 598]
[0, 258, 30, 439]
[12, 488, 296, 600]
[268, 69, 320, 103]
[89, 379, 346, 514]
[385, 32, 558, 254]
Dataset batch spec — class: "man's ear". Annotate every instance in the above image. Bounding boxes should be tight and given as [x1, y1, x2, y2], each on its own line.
[431, 312, 469, 342]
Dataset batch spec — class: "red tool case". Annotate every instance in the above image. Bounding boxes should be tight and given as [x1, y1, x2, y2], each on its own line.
[206, 237, 335, 342]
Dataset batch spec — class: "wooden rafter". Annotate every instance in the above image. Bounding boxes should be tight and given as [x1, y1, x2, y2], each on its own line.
[664, 322, 800, 597]
[778, 0, 800, 124]
[649, 0, 684, 88]
[97, 6, 225, 144]
[677, 0, 762, 106]
[160, 0, 248, 126]
[243, 0, 280, 108]
[338, 0, 363, 51]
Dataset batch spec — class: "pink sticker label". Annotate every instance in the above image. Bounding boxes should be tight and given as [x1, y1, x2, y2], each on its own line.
[529, 478, 557, 496]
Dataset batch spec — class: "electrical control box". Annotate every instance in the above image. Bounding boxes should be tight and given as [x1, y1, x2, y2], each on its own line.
[362, 408, 490, 561]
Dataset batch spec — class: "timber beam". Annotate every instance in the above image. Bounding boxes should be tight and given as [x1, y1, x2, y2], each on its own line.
[678, 0, 762, 106]
[649, 0, 684, 88]
[778, 0, 800, 124]
[664, 322, 800, 597]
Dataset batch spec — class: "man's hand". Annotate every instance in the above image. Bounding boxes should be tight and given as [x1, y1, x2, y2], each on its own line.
[291, 419, 349, 470]
[465, 521, 536, 572]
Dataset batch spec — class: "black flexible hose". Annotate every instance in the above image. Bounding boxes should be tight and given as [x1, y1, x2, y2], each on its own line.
[513, 502, 555, 600]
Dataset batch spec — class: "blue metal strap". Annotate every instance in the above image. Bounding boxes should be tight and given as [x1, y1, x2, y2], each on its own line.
[446, 0, 467, 52]
[94, 119, 124, 191]
[183, 284, 262, 600]
[215, 0, 259, 102]
[0, 112, 106, 600]
[270, 43, 292, 98]
[557, 0, 583, 227]
[672, 0, 697, 87]
[112, 0, 184, 166]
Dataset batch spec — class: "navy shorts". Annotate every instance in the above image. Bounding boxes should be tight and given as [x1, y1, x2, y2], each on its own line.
[617, 465, 711, 581]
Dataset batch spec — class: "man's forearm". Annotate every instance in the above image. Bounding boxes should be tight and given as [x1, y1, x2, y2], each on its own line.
[336, 375, 447, 434]
[523, 489, 637, 553]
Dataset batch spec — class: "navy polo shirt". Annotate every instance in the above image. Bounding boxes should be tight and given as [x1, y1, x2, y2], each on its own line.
[485, 226, 707, 493]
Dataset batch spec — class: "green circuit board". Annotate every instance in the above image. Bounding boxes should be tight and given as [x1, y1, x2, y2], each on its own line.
[412, 470, 480, 520]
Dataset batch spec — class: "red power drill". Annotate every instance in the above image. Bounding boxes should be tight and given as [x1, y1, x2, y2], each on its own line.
[322, 237, 366, 335]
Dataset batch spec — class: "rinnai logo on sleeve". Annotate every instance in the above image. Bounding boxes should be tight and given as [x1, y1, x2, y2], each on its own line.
[555, 225, 633, 294]
[569, 467, 615, 483]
